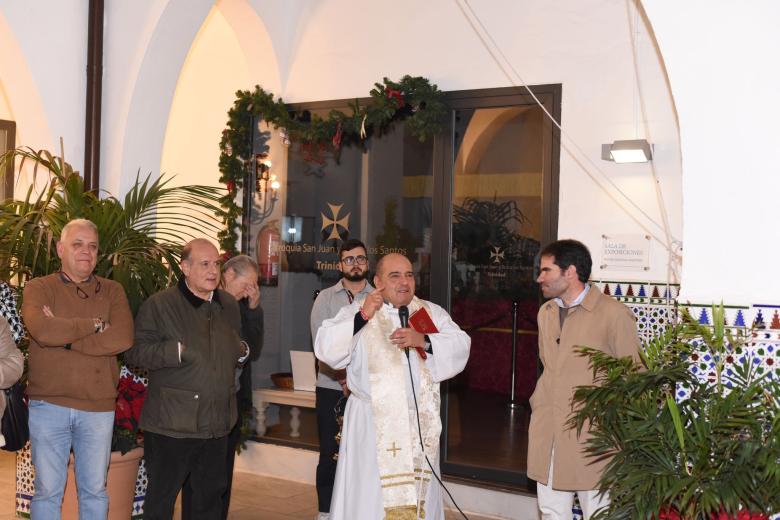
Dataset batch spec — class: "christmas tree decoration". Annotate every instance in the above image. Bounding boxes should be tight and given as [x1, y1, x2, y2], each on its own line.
[279, 127, 290, 146]
[332, 120, 343, 151]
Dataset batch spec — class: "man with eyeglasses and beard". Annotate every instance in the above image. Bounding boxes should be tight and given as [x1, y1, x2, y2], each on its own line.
[22, 218, 134, 519]
[309, 239, 373, 520]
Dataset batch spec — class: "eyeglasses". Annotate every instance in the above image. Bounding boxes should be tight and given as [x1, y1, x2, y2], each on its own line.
[75, 281, 101, 299]
[60, 271, 101, 299]
[341, 255, 368, 266]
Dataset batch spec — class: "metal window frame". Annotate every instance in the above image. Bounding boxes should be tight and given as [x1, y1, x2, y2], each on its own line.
[0, 120, 16, 200]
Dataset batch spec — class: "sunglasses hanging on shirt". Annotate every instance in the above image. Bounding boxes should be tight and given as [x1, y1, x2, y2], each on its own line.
[59, 271, 101, 299]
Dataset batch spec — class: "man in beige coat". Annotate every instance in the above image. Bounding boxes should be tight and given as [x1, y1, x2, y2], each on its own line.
[528, 239, 641, 520]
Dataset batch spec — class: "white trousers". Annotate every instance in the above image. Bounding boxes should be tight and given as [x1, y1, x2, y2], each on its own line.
[536, 450, 609, 520]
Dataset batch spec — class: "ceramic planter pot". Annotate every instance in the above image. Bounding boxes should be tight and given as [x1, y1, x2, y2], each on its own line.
[61, 447, 144, 519]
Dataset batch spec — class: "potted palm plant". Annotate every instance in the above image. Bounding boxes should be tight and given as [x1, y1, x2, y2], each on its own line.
[570, 304, 780, 520]
[0, 146, 226, 519]
[0, 147, 223, 311]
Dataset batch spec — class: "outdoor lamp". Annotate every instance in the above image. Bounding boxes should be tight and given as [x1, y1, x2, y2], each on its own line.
[601, 139, 653, 163]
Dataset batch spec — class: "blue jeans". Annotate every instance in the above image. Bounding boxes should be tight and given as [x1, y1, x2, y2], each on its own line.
[29, 400, 114, 520]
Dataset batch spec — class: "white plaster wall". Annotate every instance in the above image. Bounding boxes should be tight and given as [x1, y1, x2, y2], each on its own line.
[159, 6, 251, 190]
[278, 0, 683, 284]
[0, 2, 88, 197]
[1, 0, 226, 197]
[0, 1, 87, 169]
[155, 0, 681, 282]
[2, 0, 686, 291]
[0, 84, 9, 120]
[102, 0, 292, 198]
[0, 11, 46, 139]
[101, 0, 171, 197]
[642, 0, 780, 305]
[105, 0, 215, 197]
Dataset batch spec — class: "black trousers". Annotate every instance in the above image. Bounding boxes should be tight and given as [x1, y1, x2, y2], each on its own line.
[181, 420, 241, 520]
[143, 431, 228, 520]
[316, 386, 346, 513]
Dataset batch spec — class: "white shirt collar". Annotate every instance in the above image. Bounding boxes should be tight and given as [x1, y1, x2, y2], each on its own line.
[185, 280, 213, 302]
[554, 284, 589, 309]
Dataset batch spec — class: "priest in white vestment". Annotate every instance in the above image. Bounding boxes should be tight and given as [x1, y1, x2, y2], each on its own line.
[315, 253, 470, 520]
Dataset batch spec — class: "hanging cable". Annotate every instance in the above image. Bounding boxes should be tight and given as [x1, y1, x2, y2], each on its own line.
[624, 0, 682, 287]
[454, 0, 682, 258]
[406, 357, 469, 520]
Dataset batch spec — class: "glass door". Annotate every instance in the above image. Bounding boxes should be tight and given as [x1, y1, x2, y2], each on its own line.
[247, 102, 435, 447]
[440, 87, 560, 488]
[242, 86, 562, 489]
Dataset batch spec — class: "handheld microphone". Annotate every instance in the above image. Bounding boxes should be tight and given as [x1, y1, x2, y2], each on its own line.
[398, 305, 410, 359]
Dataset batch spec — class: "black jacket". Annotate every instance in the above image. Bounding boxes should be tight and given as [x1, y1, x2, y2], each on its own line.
[127, 278, 244, 439]
[237, 299, 263, 416]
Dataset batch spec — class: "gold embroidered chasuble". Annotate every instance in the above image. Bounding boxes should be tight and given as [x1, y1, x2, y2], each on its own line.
[362, 297, 441, 519]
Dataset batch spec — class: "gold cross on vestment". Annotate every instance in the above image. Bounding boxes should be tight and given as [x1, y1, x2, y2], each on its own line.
[387, 442, 402, 457]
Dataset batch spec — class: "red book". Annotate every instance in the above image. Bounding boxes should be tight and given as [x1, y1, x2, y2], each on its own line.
[409, 307, 439, 334]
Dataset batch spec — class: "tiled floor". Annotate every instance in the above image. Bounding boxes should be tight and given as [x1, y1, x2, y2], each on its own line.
[264, 389, 532, 480]
[0, 450, 494, 519]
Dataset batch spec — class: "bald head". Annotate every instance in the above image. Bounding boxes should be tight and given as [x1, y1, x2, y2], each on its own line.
[373, 253, 415, 308]
[181, 238, 217, 262]
[181, 239, 221, 300]
[57, 219, 99, 281]
[60, 218, 98, 244]
[375, 253, 407, 278]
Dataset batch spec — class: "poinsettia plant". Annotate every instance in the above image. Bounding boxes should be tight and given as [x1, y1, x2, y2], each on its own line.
[113, 365, 148, 454]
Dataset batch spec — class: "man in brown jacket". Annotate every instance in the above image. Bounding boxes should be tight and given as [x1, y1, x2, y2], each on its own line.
[22, 218, 134, 519]
[528, 239, 640, 520]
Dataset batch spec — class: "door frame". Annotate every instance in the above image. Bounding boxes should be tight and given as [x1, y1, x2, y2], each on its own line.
[0, 120, 16, 200]
[433, 84, 561, 490]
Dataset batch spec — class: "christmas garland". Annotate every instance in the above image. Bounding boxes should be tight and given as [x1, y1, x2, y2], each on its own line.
[217, 75, 447, 255]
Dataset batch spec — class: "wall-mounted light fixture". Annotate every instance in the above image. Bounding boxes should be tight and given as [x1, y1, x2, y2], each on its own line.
[282, 215, 303, 243]
[254, 152, 280, 223]
[601, 139, 653, 163]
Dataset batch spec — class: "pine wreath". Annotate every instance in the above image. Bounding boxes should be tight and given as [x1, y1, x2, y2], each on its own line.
[217, 75, 447, 255]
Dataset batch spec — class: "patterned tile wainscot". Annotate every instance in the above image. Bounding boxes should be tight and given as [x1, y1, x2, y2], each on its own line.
[589, 282, 780, 520]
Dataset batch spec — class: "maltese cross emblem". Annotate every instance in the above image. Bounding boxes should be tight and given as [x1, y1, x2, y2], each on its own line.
[490, 246, 505, 264]
[321, 203, 350, 241]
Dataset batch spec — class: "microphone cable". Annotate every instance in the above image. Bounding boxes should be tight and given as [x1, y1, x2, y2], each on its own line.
[405, 350, 469, 520]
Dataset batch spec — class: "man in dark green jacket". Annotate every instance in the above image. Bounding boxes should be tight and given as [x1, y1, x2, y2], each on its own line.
[126, 238, 248, 520]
